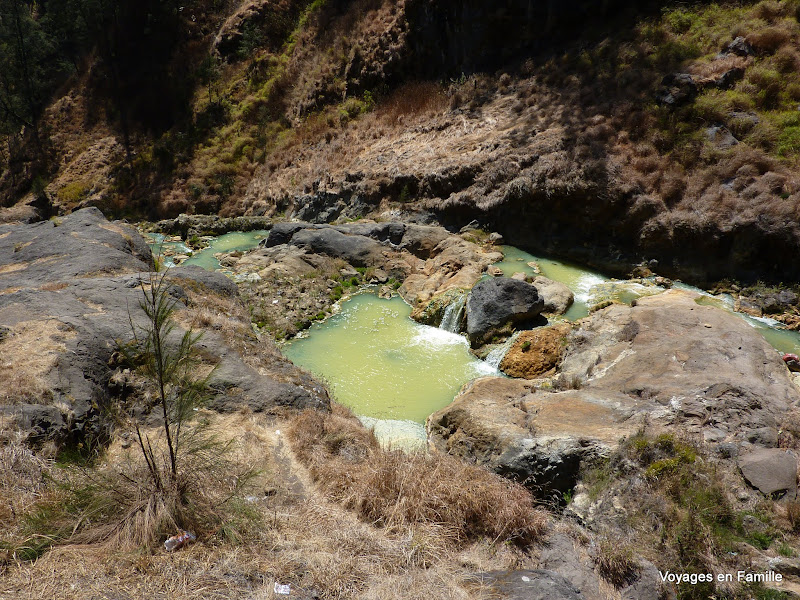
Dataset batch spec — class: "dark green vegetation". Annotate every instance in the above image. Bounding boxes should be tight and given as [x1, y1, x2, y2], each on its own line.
[0, 0, 226, 199]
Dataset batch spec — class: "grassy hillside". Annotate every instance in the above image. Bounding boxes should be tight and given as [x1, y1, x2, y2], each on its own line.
[3, 1, 800, 282]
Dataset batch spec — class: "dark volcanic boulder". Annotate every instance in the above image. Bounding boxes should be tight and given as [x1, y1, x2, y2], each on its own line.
[656, 73, 698, 106]
[466, 277, 544, 346]
[0, 207, 152, 291]
[264, 221, 316, 247]
[289, 227, 384, 267]
[0, 210, 329, 449]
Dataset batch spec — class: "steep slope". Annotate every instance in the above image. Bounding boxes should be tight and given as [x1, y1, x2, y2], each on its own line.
[3, 1, 800, 284]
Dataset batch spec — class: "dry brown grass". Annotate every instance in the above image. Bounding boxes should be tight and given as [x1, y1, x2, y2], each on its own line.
[0, 439, 52, 533]
[747, 25, 795, 54]
[377, 81, 448, 123]
[786, 499, 800, 532]
[288, 406, 548, 549]
[0, 320, 74, 405]
[594, 536, 639, 588]
[1, 412, 529, 599]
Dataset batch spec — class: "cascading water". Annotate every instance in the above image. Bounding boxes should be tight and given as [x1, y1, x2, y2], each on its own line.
[439, 293, 467, 333]
[484, 331, 521, 369]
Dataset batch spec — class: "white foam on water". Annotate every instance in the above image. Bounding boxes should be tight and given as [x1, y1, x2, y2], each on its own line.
[358, 416, 427, 451]
[411, 324, 470, 349]
[577, 274, 615, 303]
[439, 293, 467, 333]
[747, 315, 781, 327]
[484, 331, 521, 369]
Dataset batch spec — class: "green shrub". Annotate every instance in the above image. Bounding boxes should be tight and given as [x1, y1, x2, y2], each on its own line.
[777, 125, 800, 156]
[56, 181, 89, 204]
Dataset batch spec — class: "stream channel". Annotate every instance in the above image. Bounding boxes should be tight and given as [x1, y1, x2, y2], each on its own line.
[147, 233, 800, 448]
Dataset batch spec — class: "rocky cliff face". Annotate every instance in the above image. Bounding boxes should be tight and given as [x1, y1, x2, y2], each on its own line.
[6, 1, 800, 286]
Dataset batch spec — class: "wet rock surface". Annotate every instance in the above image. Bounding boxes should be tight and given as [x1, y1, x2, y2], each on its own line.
[500, 323, 572, 379]
[532, 275, 574, 315]
[472, 569, 583, 600]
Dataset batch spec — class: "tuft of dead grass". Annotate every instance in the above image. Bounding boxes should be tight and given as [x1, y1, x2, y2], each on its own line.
[288, 405, 547, 549]
[0, 320, 74, 405]
[0, 440, 52, 532]
[594, 536, 639, 588]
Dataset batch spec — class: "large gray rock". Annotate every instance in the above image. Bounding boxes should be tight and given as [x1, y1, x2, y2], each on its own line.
[429, 290, 800, 499]
[465, 277, 544, 346]
[473, 569, 582, 600]
[427, 378, 633, 498]
[168, 265, 238, 297]
[0, 210, 329, 448]
[0, 404, 67, 444]
[533, 275, 574, 315]
[621, 560, 672, 600]
[739, 448, 798, 497]
[558, 290, 799, 447]
[264, 222, 316, 247]
[540, 534, 603, 600]
[397, 224, 450, 258]
[335, 221, 406, 245]
[289, 227, 384, 267]
[0, 207, 152, 291]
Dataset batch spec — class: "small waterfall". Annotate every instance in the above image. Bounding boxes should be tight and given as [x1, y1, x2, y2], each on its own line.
[439, 294, 467, 333]
[484, 331, 521, 369]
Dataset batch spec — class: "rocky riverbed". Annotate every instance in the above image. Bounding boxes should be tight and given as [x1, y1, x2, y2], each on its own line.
[5, 208, 800, 599]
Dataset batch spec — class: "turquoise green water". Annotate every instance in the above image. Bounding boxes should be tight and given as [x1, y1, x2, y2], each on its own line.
[144, 233, 192, 268]
[182, 230, 270, 270]
[283, 293, 499, 426]
[144, 230, 269, 270]
[494, 247, 800, 356]
[142, 228, 800, 435]
[491, 246, 608, 319]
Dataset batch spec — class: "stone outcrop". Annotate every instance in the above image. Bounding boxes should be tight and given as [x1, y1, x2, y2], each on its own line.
[429, 289, 800, 498]
[427, 378, 636, 497]
[153, 214, 274, 238]
[500, 323, 572, 379]
[465, 277, 545, 346]
[532, 276, 574, 315]
[254, 219, 502, 314]
[739, 448, 798, 498]
[0, 208, 329, 448]
[558, 290, 798, 447]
